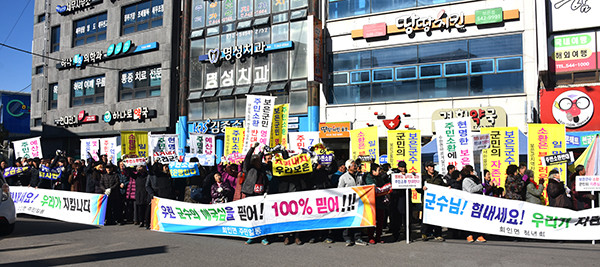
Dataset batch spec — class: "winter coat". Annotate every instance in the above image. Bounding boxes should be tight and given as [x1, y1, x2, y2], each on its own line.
[100, 172, 120, 193]
[118, 170, 130, 195]
[547, 178, 572, 209]
[146, 171, 173, 199]
[330, 170, 344, 189]
[68, 167, 85, 192]
[218, 163, 238, 189]
[504, 175, 524, 200]
[525, 182, 545, 205]
[241, 146, 268, 196]
[210, 181, 233, 203]
[135, 171, 149, 205]
[338, 171, 357, 188]
[365, 172, 389, 209]
[462, 175, 483, 194]
[86, 169, 103, 194]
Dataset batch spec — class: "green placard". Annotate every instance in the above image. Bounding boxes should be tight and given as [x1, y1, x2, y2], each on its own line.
[475, 7, 503, 25]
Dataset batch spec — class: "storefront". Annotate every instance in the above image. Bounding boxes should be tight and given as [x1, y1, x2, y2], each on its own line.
[324, 0, 539, 154]
[186, 0, 323, 158]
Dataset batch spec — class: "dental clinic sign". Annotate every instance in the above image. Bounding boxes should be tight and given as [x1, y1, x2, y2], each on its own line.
[57, 41, 158, 70]
[56, 0, 103, 15]
[199, 41, 293, 64]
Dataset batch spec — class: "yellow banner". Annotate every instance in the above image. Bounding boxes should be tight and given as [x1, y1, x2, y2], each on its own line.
[528, 124, 566, 205]
[388, 130, 421, 173]
[350, 127, 379, 164]
[272, 154, 313, 177]
[481, 127, 519, 188]
[121, 131, 148, 158]
[411, 189, 422, 204]
[224, 127, 245, 157]
[270, 104, 289, 148]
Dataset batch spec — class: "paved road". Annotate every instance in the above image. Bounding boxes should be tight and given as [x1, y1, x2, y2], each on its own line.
[1, 216, 599, 266]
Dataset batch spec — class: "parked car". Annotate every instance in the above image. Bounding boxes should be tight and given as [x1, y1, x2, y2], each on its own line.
[0, 176, 16, 235]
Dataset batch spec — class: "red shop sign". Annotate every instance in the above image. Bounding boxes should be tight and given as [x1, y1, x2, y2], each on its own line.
[540, 86, 599, 131]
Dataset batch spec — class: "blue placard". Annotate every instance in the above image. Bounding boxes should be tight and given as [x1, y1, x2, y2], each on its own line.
[168, 162, 200, 178]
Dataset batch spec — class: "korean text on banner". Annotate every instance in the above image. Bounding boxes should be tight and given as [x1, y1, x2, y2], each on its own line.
[270, 104, 289, 148]
[150, 185, 375, 238]
[423, 183, 600, 240]
[272, 154, 313, 177]
[435, 118, 473, 170]
[100, 137, 118, 165]
[185, 153, 215, 166]
[289, 132, 320, 152]
[81, 139, 100, 161]
[14, 137, 42, 159]
[39, 166, 62, 180]
[169, 162, 200, 178]
[388, 130, 421, 173]
[224, 127, 245, 157]
[11, 186, 107, 226]
[123, 157, 147, 167]
[149, 134, 179, 164]
[190, 134, 216, 156]
[528, 124, 566, 204]
[481, 127, 519, 188]
[350, 127, 379, 163]
[3, 167, 29, 178]
[243, 95, 276, 154]
[121, 131, 149, 158]
[392, 173, 422, 189]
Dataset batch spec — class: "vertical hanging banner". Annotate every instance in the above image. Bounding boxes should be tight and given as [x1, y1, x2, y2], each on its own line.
[121, 131, 149, 158]
[528, 124, 567, 204]
[388, 130, 421, 173]
[270, 104, 290, 148]
[81, 139, 100, 161]
[243, 95, 276, 154]
[435, 118, 473, 170]
[13, 137, 43, 159]
[100, 137, 118, 165]
[481, 127, 519, 188]
[149, 134, 180, 164]
[288, 131, 321, 152]
[189, 133, 216, 166]
[11, 186, 107, 226]
[350, 127, 379, 163]
[224, 127, 245, 157]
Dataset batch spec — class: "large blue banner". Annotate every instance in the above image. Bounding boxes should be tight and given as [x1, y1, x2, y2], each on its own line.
[2, 93, 30, 134]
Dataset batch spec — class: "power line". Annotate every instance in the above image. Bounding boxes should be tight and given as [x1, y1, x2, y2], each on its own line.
[0, 0, 33, 53]
[18, 84, 32, 93]
[0, 42, 123, 71]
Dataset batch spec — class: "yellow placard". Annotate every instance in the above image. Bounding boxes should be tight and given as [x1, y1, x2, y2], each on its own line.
[411, 189, 422, 204]
[350, 127, 379, 164]
[528, 124, 566, 205]
[481, 127, 519, 188]
[121, 131, 148, 158]
[388, 130, 421, 173]
[272, 154, 313, 177]
[270, 104, 289, 148]
[224, 127, 245, 157]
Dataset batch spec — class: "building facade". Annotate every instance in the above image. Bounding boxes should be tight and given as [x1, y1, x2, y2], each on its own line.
[322, 0, 540, 153]
[30, 0, 179, 156]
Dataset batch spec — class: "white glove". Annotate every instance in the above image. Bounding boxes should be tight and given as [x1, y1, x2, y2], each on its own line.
[217, 187, 223, 193]
[105, 188, 111, 196]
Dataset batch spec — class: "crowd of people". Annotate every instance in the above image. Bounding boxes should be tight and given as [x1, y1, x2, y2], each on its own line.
[2, 144, 596, 246]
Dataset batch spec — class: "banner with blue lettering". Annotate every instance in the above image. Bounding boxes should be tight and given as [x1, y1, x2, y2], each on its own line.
[150, 185, 376, 238]
[168, 162, 200, 178]
[3, 166, 29, 178]
[423, 183, 600, 240]
[11, 186, 107, 226]
[39, 166, 62, 180]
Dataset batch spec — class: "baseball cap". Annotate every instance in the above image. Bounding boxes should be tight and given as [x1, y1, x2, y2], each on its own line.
[425, 161, 436, 167]
[345, 159, 354, 169]
[397, 161, 407, 168]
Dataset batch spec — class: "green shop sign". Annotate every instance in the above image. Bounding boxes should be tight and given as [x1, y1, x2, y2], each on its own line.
[552, 34, 592, 48]
[475, 7, 503, 25]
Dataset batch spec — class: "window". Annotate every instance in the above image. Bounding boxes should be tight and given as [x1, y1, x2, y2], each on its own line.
[191, 0, 205, 29]
[189, 101, 203, 121]
[49, 83, 58, 110]
[37, 14, 45, 23]
[120, 65, 162, 100]
[73, 13, 107, 46]
[272, 0, 289, 13]
[34, 118, 42, 127]
[255, 0, 271, 16]
[190, 39, 205, 90]
[206, 0, 221, 26]
[51, 26, 60, 52]
[328, 34, 524, 104]
[238, 0, 253, 20]
[222, 0, 237, 23]
[35, 65, 44, 75]
[71, 75, 105, 106]
[328, 0, 463, 20]
[122, 0, 163, 35]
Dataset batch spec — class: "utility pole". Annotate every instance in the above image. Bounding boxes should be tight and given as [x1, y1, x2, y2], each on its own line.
[177, 0, 191, 156]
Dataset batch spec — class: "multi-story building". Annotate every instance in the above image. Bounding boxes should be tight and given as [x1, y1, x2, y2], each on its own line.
[30, 0, 179, 156]
[323, 0, 540, 157]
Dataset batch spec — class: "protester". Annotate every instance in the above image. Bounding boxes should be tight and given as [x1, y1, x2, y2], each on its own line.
[442, 164, 456, 185]
[461, 165, 486, 243]
[330, 161, 346, 189]
[525, 170, 545, 205]
[240, 142, 271, 246]
[569, 165, 596, 210]
[388, 161, 408, 242]
[134, 165, 150, 228]
[185, 157, 205, 203]
[420, 161, 445, 242]
[101, 164, 123, 225]
[547, 169, 573, 209]
[210, 172, 233, 203]
[364, 163, 388, 244]
[68, 162, 84, 192]
[120, 161, 136, 224]
[504, 165, 524, 200]
[338, 159, 368, 246]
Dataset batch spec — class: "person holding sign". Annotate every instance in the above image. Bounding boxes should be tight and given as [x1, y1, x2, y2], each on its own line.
[364, 163, 389, 244]
[210, 173, 233, 204]
[461, 165, 486, 243]
[569, 165, 596, 210]
[525, 170, 545, 205]
[420, 162, 445, 242]
[547, 169, 573, 209]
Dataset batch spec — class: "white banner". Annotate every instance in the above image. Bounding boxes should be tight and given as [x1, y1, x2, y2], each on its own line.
[100, 137, 118, 165]
[435, 118, 473, 170]
[391, 173, 422, 189]
[13, 137, 43, 159]
[242, 95, 276, 154]
[576, 176, 600, 191]
[123, 157, 147, 167]
[10, 186, 108, 226]
[151, 185, 376, 238]
[81, 138, 100, 161]
[423, 183, 600, 240]
[288, 131, 321, 152]
[184, 153, 215, 166]
[149, 134, 179, 164]
[189, 134, 216, 156]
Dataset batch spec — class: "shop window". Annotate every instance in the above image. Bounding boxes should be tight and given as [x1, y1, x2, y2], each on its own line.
[470, 59, 495, 75]
[469, 35, 523, 58]
[419, 40, 467, 63]
[419, 64, 442, 78]
[470, 72, 524, 96]
[333, 72, 348, 85]
[73, 13, 107, 47]
[330, 84, 370, 104]
[372, 46, 417, 67]
[372, 68, 393, 82]
[396, 66, 417, 80]
[120, 65, 162, 101]
[350, 70, 370, 84]
[51, 26, 60, 52]
[71, 75, 105, 106]
[420, 76, 468, 99]
[497, 57, 522, 73]
[189, 101, 203, 121]
[49, 83, 58, 110]
[444, 62, 467, 77]
[372, 80, 418, 102]
[332, 51, 371, 71]
[122, 0, 163, 35]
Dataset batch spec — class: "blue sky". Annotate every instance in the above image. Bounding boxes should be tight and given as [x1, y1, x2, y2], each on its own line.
[0, 1, 34, 93]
